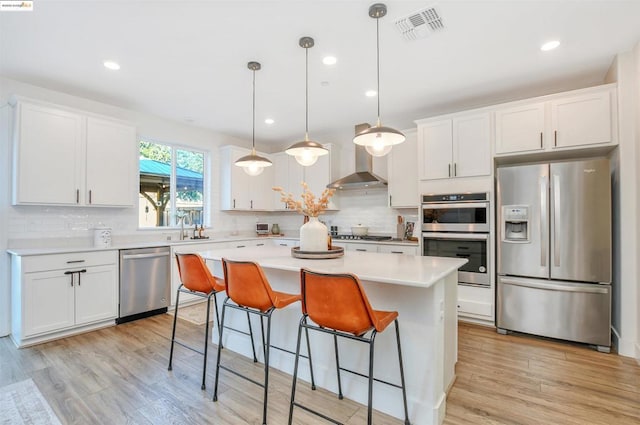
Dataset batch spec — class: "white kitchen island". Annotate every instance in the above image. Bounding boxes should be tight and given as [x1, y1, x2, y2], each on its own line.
[200, 246, 466, 425]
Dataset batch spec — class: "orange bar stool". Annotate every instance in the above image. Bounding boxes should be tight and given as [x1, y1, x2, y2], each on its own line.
[168, 253, 226, 390]
[213, 258, 315, 425]
[289, 268, 411, 425]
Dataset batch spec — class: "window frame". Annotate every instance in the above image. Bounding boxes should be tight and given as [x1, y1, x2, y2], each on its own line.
[138, 137, 208, 229]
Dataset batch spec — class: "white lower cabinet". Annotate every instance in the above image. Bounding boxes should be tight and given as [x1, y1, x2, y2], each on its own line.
[377, 244, 419, 256]
[11, 250, 118, 347]
[272, 238, 298, 247]
[457, 284, 494, 323]
[345, 242, 377, 253]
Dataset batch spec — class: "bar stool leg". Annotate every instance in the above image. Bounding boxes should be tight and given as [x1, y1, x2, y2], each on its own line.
[201, 294, 213, 390]
[212, 293, 223, 349]
[213, 301, 228, 402]
[288, 317, 305, 425]
[367, 331, 378, 425]
[247, 311, 258, 363]
[168, 287, 181, 371]
[304, 327, 316, 390]
[261, 313, 272, 425]
[260, 315, 267, 360]
[395, 319, 411, 425]
[333, 334, 343, 399]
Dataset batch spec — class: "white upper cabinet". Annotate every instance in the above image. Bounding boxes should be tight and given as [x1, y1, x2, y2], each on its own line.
[11, 97, 136, 207]
[303, 144, 338, 210]
[219, 145, 274, 210]
[388, 129, 418, 207]
[453, 113, 491, 178]
[495, 102, 545, 154]
[550, 90, 612, 148]
[12, 101, 83, 205]
[495, 84, 616, 156]
[418, 112, 491, 180]
[85, 117, 136, 206]
[272, 152, 304, 210]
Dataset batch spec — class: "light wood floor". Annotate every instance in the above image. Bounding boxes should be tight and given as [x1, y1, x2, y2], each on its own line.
[1, 315, 639, 424]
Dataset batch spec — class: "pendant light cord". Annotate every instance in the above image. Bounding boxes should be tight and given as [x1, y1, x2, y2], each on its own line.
[305, 45, 309, 140]
[376, 16, 381, 124]
[252, 67, 256, 151]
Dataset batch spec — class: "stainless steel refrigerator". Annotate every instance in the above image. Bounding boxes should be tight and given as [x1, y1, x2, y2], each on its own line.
[496, 158, 611, 352]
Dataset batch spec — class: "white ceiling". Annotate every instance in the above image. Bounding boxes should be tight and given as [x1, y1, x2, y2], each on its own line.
[2, 0, 640, 148]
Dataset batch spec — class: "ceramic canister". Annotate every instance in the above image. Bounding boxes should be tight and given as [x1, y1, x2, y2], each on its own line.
[93, 227, 112, 248]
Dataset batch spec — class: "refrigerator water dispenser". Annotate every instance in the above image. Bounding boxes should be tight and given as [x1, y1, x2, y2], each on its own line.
[503, 206, 529, 242]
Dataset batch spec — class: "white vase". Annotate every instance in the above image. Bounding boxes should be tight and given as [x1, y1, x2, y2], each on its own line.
[299, 216, 328, 252]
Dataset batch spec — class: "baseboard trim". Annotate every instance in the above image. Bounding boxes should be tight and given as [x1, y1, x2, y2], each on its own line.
[635, 342, 640, 365]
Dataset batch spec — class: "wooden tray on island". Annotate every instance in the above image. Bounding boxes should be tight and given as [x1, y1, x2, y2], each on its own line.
[291, 246, 344, 259]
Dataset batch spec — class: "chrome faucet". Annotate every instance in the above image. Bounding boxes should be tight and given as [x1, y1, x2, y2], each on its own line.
[178, 214, 192, 240]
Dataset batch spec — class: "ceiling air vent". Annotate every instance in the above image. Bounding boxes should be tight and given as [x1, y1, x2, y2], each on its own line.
[394, 5, 444, 41]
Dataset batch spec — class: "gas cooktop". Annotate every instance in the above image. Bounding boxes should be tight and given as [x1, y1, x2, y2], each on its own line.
[333, 235, 393, 241]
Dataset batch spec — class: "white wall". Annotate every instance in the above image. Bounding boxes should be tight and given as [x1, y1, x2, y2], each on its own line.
[605, 51, 639, 358]
[634, 41, 640, 363]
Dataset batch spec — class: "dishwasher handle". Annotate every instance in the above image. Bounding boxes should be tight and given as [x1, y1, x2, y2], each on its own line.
[121, 252, 170, 260]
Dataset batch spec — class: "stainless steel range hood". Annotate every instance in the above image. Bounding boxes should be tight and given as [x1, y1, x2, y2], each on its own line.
[326, 124, 388, 190]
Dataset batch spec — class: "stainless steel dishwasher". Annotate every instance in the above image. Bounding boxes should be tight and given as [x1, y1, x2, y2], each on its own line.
[117, 246, 171, 324]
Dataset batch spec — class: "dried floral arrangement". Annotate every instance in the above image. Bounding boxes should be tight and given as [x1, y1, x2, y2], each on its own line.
[272, 182, 335, 217]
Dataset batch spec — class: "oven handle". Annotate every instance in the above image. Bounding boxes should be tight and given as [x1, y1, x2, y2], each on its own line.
[422, 202, 489, 210]
[422, 232, 488, 240]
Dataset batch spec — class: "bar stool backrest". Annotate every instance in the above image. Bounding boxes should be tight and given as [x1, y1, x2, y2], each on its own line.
[175, 253, 225, 294]
[222, 258, 276, 312]
[300, 268, 377, 336]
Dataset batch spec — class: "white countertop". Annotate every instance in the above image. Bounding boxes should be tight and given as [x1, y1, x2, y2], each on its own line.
[6, 236, 418, 257]
[200, 245, 465, 289]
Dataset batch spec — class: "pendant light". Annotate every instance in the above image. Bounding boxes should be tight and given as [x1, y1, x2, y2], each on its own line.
[354, 3, 405, 157]
[235, 61, 273, 176]
[285, 36, 328, 166]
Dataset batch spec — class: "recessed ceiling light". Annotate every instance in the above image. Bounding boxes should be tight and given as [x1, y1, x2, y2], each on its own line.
[365, 90, 377, 97]
[322, 56, 337, 65]
[264, 118, 274, 125]
[540, 40, 560, 51]
[103, 60, 121, 70]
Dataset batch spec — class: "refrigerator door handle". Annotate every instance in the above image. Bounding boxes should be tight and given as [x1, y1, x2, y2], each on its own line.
[540, 176, 547, 267]
[500, 276, 610, 294]
[553, 174, 561, 267]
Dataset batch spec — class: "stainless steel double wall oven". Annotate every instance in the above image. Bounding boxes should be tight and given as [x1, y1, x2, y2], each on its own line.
[421, 193, 491, 287]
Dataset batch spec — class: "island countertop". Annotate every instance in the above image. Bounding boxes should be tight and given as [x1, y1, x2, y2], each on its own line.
[199, 245, 467, 288]
[200, 245, 466, 425]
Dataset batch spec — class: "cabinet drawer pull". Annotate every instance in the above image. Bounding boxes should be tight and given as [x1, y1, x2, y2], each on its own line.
[554, 130, 557, 146]
[77, 269, 87, 286]
[76, 189, 79, 204]
[279, 243, 287, 246]
[355, 248, 367, 252]
[236, 245, 246, 248]
[89, 190, 92, 204]
[250, 200, 253, 209]
[256, 243, 265, 246]
[391, 251, 403, 254]
[66, 260, 85, 264]
[454, 163, 457, 176]
[233, 199, 236, 208]
[448, 164, 451, 177]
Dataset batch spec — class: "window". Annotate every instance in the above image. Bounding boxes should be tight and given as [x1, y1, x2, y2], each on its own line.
[138, 140, 206, 228]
